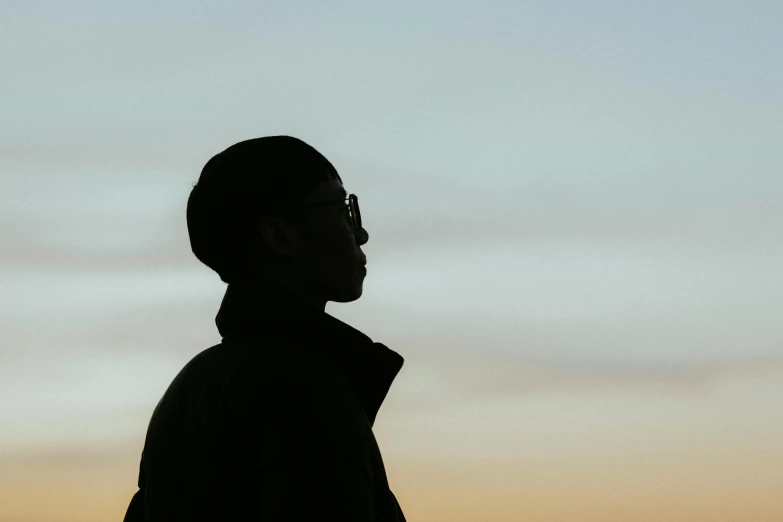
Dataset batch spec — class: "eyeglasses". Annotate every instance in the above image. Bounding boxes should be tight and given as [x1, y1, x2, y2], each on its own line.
[303, 193, 362, 231]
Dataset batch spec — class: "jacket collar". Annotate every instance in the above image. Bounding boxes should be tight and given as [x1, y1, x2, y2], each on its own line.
[215, 280, 404, 427]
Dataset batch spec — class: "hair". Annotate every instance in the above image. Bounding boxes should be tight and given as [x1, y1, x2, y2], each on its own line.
[186, 136, 342, 284]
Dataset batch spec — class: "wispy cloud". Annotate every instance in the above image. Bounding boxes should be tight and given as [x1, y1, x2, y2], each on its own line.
[386, 356, 783, 414]
[447, 355, 783, 397]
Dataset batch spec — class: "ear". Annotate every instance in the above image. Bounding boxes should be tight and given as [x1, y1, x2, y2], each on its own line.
[258, 216, 299, 258]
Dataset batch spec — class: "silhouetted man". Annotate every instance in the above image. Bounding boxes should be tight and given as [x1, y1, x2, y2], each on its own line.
[123, 136, 406, 521]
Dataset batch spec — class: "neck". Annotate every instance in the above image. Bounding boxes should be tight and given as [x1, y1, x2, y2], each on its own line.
[242, 274, 326, 313]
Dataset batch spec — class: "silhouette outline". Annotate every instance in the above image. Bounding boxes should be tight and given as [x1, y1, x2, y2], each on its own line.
[123, 136, 406, 521]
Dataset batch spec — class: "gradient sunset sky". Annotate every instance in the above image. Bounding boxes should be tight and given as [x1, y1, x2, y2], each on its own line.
[2, 1, 782, 521]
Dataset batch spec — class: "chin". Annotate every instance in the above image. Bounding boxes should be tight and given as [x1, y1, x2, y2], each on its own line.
[329, 282, 363, 303]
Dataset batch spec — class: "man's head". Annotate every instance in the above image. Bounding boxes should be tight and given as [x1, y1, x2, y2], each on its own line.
[187, 136, 369, 311]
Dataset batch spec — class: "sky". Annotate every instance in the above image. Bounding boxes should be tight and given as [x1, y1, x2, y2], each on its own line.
[2, 1, 782, 520]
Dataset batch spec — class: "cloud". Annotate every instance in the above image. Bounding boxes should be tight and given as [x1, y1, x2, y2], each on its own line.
[0, 438, 139, 469]
[386, 355, 783, 414]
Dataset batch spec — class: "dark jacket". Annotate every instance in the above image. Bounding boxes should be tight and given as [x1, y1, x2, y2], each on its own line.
[123, 280, 406, 521]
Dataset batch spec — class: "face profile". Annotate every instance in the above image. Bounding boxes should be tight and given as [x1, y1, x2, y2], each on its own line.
[259, 178, 370, 308]
[186, 136, 371, 312]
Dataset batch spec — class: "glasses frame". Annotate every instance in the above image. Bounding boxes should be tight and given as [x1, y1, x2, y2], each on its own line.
[302, 194, 362, 231]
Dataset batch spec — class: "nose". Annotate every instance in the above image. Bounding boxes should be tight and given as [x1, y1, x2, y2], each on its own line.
[354, 226, 369, 246]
